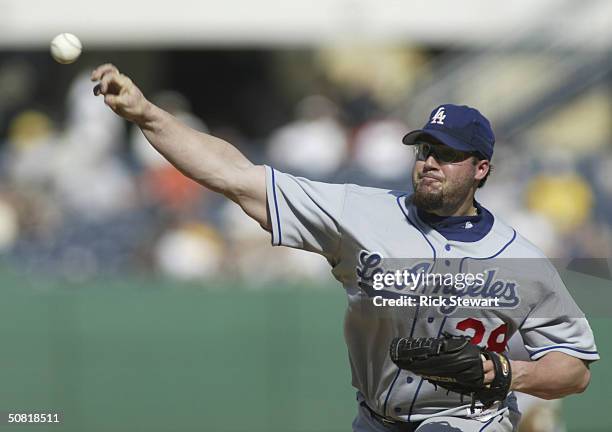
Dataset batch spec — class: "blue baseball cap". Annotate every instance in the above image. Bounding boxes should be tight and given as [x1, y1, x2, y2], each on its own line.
[402, 104, 495, 160]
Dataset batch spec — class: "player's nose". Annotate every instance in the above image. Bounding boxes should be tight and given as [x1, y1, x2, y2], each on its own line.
[423, 155, 440, 170]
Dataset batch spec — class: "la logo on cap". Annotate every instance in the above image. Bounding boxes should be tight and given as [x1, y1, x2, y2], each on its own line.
[431, 107, 446, 125]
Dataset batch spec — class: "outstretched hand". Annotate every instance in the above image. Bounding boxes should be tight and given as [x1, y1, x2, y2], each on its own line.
[91, 64, 149, 124]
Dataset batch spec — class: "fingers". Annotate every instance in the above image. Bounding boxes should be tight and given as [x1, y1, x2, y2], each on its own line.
[91, 63, 119, 81]
[93, 70, 133, 98]
[483, 359, 494, 372]
[483, 359, 495, 384]
[90, 64, 126, 109]
[104, 94, 120, 110]
[90, 63, 146, 122]
[91, 63, 131, 97]
[98, 73, 119, 94]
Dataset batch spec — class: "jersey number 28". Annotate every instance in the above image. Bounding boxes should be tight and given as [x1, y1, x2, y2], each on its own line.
[456, 318, 508, 353]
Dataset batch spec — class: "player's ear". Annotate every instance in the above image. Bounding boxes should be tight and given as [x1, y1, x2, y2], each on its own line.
[473, 158, 490, 182]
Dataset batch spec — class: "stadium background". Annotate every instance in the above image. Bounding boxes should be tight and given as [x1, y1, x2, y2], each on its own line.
[1, 1, 611, 431]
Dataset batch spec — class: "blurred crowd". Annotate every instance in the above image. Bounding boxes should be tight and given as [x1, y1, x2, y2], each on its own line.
[0, 51, 611, 285]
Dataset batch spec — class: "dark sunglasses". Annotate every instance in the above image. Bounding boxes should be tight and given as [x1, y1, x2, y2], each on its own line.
[414, 141, 480, 164]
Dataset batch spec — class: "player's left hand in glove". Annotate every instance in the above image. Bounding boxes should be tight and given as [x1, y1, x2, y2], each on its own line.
[389, 333, 511, 412]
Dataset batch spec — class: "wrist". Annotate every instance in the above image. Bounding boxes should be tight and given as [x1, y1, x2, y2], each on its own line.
[138, 99, 158, 130]
[509, 360, 531, 392]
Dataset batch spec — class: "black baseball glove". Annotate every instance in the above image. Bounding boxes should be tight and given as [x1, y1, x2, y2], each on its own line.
[389, 333, 511, 411]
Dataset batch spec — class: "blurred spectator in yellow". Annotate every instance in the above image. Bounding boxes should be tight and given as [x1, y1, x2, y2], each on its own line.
[472, 148, 560, 256]
[4, 109, 64, 241]
[526, 173, 593, 234]
[6, 110, 58, 189]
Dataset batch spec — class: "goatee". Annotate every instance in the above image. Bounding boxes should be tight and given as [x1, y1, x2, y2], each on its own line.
[412, 187, 444, 212]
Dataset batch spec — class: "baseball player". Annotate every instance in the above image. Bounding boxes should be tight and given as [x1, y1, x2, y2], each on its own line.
[91, 64, 598, 432]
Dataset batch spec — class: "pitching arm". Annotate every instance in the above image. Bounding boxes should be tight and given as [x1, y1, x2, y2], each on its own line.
[91, 64, 269, 230]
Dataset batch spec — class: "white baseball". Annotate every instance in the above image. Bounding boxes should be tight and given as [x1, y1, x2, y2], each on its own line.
[50, 33, 82, 64]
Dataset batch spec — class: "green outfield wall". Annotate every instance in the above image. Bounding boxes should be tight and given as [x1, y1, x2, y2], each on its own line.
[0, 271, 610, 431]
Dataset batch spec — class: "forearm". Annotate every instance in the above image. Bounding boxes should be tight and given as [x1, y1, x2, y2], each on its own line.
[510, 353, 591, 399]
[138, 101, 252, 199]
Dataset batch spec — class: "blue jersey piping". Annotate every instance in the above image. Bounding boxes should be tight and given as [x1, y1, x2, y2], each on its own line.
[270, 167, 282, 245]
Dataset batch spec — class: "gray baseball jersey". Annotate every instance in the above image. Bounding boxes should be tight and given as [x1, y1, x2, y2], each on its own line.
[264, 166, 599, 423]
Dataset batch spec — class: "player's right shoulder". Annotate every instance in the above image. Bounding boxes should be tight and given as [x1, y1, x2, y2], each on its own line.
[345, 182, 408, 198]
[343, 183, 411, 208]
